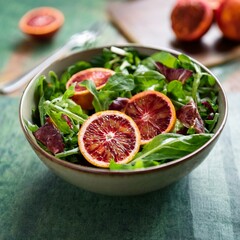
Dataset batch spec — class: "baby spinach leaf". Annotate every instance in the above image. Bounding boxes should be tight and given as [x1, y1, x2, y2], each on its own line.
[67, 61, 92, 76]
[167, 80, 186, 101]
[150, 51, 179, 68]
[177, 54, 195, 71]
[103, 73, 135, 91]
[133, 70, 166, 93]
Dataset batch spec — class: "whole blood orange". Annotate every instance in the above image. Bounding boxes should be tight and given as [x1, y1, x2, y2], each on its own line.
[19, 7, 64, 39]
[171, 0, 214, 41]
[78, 110, 141, 168]
[124, 90, 176, 144]
[66, 68, 115, 110]
[216, 0, 240, 41]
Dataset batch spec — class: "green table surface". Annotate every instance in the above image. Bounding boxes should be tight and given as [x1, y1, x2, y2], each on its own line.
[1, 1, 240, 240]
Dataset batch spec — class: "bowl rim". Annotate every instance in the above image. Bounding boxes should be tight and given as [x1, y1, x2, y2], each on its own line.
[19, 43, 228, 176]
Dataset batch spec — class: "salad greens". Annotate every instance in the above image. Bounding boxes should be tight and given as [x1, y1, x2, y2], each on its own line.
[26, 46, 219, 170]
[110, 133, 212, 170]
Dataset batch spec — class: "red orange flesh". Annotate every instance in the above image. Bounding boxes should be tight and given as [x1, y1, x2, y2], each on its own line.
[19, 7, 64, 39]
[78, 110, 141, 168]
[124, 90, 176, 144]
[66, 68, 115, 110]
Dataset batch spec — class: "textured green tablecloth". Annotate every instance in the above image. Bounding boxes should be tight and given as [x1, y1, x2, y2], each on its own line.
[0, 94, 239, 240]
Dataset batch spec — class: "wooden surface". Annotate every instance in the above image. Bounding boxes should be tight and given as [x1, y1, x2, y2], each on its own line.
[108, 0, 240, 67]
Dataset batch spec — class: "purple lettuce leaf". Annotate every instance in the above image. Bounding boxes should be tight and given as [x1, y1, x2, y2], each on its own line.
[177, 100, 205, 133]
[33, 118, 65, 154]
[155, 62, 193, 83]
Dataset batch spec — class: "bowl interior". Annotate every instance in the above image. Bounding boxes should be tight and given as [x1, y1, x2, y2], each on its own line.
[19, 44, 228, 175]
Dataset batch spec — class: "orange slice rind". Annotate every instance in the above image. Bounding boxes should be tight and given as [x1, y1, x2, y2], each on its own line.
[78, 110, 141, 168]
[66, 67, 115, 110]
[125, 90, 176, 144]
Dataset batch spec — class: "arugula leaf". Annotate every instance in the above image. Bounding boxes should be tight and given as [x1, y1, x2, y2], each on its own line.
[81, 73, 135, 112]
[134, 133, 213, 161]
[44, 100, 87, 124]
[24, 119, 39, 132]
[109, 133, 213, 170]
[46, 110, 72, 134]
[193, 63, 202, 93]
[205, 113, 219, 132]
[34, 75, 47, 126]
[55, 147, 80, 158]
[79, 79, 115, 112]
[62, 85, 75, 100]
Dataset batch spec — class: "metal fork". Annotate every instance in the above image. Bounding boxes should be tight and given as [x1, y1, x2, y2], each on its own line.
[0, 22, 105, 94]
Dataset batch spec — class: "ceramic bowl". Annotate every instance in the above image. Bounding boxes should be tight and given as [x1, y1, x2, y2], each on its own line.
[19, 45, 228, 196]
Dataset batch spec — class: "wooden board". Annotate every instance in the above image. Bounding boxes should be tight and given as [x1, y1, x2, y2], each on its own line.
[107, 0, 240, 67]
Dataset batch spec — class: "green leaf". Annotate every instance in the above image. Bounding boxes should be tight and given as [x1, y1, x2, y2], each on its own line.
[47, 110, 72, 134]
[150, 51, 178, 68]
[93, 90, 118, 111]
[167, 80, 186, 100]
[24, 119, 39, 132]
[177, 54, 194, 71]
[192, 63, 202, 103]
[81, 73, 135, 112]
[133, 133, 213, 162]
[200, 73, 216, 87]
[134, 70, 166, 92]
[110, 133, 213, 170]
[62, 85, 75, 100]
[80, 79, 105, 112]
[109, 159, 159, 170]
[43, 100, 87, 124]
[205, 113, 219, 132]
[67, 61, 92, 76]
[34, 75, 47, 126]
[55, 147, 80, 158]
[103, 73, 135, 92]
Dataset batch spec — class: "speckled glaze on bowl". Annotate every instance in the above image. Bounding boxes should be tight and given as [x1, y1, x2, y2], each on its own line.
[19, 45, 228, 196]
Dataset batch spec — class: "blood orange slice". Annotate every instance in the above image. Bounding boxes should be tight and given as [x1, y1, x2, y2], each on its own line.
[125, 90, 176, 144]
[78, 110, 141, 168]
[66, 68, 115, 110]
[19, 7, 64, 39]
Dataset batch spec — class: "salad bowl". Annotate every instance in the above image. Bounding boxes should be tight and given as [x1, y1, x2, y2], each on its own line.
[19, 44, 228, 196]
